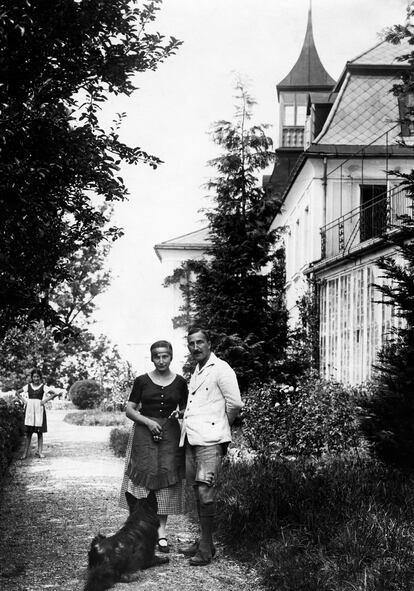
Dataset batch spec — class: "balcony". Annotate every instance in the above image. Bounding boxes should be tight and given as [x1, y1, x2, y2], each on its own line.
[282, 126, 304, 148]
[321, 185, 412, 260]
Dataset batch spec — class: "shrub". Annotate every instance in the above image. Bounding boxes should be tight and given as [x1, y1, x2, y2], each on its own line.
[242, 372, 362, 458]
[69, 379, 103, 410]
[109, 426, 129, 457]
[360, 337, 414, 472]
[216, 455, 414, 591]
[100, 388, 129, 412]
[0, 397, 24, 480]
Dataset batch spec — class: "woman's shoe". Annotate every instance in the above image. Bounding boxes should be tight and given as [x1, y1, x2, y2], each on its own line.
[157, 538, 170, 553]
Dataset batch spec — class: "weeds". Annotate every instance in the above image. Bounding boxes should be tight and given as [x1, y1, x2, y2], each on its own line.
[217, 456, 414, 590]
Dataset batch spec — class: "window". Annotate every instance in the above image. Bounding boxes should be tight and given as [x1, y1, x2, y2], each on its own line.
[284, 105, 295, 126]
[283, 104, 306, 126]
[296, 105, 307, 126]
[360, 184, 387, 241]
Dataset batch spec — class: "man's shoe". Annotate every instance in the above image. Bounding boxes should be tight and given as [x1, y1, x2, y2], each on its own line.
[178, 540, 199, 556]
[179, 540, 216, 558]
[189, 551, 212, 567]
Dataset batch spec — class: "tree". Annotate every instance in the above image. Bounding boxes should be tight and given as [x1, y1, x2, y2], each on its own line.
[0, 238, 129, 391]
[0, 0, 181, 335]
[360, 239, 414, 471]
[359, 6, 414, 470]
[167, 83, 287, 389]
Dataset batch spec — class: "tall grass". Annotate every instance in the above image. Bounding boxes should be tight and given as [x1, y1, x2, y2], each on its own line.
[216, 456, 414, 590]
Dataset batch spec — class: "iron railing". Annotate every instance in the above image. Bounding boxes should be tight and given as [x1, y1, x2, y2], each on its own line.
[321, 185, 412, 259]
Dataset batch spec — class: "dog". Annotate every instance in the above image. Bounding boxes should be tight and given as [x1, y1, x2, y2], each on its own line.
[84, 491, 168, 591]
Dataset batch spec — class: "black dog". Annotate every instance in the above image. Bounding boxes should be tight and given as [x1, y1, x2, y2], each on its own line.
[84, 491, 168, 591]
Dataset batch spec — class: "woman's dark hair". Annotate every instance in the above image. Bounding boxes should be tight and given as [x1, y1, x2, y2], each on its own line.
[30, 368, 43, 380]
[187, 326, 211, 342]
[150, 340, 173, 359]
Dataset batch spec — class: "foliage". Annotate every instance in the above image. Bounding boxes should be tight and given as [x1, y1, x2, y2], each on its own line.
[0, 0, 181, 335]
[165, 82, 287, 389]
[217, 455, 414, 591]
[109, 426, 129, 457]
[69, 379, 103, 409]
[355, 4, 414, 473]
[360, 244, 414, 471]
[64, 410, 125, 427]
[0, 397, 25, 481]
[0, 238, 132, 391]
[284, 279, 320, 383]
[242, 372, 362, 458]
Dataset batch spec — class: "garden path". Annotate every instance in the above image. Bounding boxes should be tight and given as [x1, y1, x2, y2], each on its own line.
[0, 407, 264, 591]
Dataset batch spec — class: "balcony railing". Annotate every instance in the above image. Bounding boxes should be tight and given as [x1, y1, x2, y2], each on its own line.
[321, 186, 412, 259]
[282, 126, 304, 148]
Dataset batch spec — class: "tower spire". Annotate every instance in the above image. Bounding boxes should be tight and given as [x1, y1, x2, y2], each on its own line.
[277, 2, 335, 93]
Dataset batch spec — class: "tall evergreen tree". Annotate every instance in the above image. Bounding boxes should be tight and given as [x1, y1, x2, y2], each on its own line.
[168, 83, 287, 389]
[360, 6, 414, 469]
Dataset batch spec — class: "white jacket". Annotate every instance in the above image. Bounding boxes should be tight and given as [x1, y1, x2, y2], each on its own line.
[179, 352, 243, 446]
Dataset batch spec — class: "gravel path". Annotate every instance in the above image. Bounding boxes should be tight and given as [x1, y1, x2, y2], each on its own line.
[0, 408, 265, 591]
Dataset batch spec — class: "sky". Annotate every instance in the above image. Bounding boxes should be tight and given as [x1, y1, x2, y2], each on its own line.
[92, 0, 408, 372]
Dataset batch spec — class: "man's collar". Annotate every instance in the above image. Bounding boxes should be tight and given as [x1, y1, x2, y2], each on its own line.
[196, 351, 217, 373]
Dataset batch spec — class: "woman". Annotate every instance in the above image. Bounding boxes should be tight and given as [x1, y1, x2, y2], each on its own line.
[119, 340, 188, 553]
[19, 368, 57, 459]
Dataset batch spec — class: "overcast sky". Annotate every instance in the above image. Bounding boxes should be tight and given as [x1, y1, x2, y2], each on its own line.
[91, 0, 408, 371]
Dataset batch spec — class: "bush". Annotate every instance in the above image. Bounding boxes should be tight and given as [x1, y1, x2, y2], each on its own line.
[242, 372, 362, 458]
[0, 397, 24, 480]
[360, 337, 414, 472]
[109, 426, 129, 457]
[69, 379, 103, 410]
[216, 455, 414, 591]
[100, 388, 129, 412]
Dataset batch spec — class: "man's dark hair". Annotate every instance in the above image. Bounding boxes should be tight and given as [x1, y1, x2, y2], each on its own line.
[187, 326, 211, 342]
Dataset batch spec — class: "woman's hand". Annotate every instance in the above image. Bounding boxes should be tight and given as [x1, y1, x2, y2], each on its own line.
[145, 419, 162, 437]
[168, 410, 183, 419]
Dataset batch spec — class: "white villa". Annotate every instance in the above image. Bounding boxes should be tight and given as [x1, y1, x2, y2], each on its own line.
[155, 8, 414, 384]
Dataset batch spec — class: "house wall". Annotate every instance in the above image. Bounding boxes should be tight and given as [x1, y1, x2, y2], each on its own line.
[271, 155, 412, 384]
[269, 158, 324, 323]
[155, 247, 207, 370]
[317, 248, 401, 384]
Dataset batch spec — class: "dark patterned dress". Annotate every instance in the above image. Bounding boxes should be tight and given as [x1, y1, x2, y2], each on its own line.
[119, 374, 188, 514]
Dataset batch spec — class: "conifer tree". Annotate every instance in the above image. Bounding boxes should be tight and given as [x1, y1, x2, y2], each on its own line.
[171, 83, 287, 389]
[359, 4, 414, 471]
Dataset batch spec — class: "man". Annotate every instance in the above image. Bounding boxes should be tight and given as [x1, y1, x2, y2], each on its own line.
[178, 326, 243, 566]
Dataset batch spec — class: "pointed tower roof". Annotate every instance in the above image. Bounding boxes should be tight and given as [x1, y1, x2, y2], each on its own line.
[277, 2, 335, 94]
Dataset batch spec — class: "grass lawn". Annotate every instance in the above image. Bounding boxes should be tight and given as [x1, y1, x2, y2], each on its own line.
[64, 409, 126, 427]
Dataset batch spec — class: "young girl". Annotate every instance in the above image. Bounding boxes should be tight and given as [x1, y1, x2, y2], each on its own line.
[19, 368, 57, 459]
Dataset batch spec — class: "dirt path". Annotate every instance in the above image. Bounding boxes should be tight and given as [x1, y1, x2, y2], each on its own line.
[0, 408, 265, 591]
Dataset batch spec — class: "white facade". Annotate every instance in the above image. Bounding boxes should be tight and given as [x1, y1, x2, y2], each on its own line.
[154, 227, 210, 368]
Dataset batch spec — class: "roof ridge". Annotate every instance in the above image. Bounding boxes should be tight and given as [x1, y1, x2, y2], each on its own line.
[157, 226, 210, 246]
[348, 39, 385, 65]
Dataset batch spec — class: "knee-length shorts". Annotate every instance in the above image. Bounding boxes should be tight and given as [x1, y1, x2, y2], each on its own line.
[185, 444, 224, 502]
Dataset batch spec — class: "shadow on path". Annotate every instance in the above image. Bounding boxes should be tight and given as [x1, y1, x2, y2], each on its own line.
[0, 409, 264, 591]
